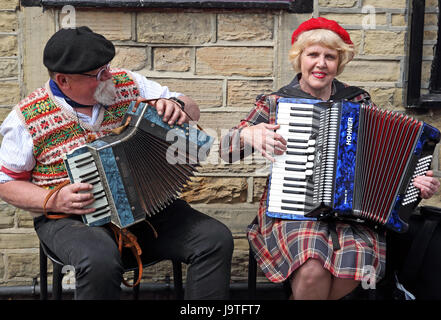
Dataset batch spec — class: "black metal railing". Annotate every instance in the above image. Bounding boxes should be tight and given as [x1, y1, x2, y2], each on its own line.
[406, 0, 441, 108]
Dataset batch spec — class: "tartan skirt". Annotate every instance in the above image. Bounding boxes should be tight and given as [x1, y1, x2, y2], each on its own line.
[247, 185, 387, 284]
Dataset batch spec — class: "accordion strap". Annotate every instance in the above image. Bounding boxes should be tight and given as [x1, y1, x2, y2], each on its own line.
[130, 97, 206, 132]
[42, 180, 73, 219]
[110, 224, 144, 288]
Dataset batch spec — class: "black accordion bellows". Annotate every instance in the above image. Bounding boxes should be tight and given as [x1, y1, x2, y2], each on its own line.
[64, 100, 214, 228]
[116, 120, 198, 215]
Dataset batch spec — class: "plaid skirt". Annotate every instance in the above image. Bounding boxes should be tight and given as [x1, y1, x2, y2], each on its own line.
[247, 184, 387, 283]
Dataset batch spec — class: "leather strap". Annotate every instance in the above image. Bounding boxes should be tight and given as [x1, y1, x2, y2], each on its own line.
[43, 180, 72, 219]
[109, 224, 144, 287]
[132, 96, 206, 132]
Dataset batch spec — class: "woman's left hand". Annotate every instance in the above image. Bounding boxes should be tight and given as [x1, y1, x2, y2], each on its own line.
[413, 170, 440, 199]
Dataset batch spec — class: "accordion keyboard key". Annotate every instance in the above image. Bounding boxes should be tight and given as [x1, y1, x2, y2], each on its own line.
[267, 102, 321, 217]
[402, 155, 433, 206]
[65, 151, 111, 223]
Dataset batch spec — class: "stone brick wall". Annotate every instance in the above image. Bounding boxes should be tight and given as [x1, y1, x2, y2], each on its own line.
[0, 0, 440, 292]
[0, 0, 20, 121]
[0, 0, 40, 288]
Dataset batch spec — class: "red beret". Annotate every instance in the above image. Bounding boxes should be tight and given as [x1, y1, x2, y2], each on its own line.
[291, 17, 353, 45]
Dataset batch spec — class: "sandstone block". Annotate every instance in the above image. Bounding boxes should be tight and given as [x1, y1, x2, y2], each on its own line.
[196, 47, 273, 77]
[234, 238, 252, 251]
[17, 209, 34, 228]
[6, 253, 39, 279]
[423, 45, 435, 58]
[217, 13, 274, 41]
[424, 30, 438, 42]
[0, 233, 39, 249]
[0, 35, 17, 56]
[367, 87, 404, 111]
[0, 12, 17, 32]
[0, 214, 14, 228]
[197, 159, 269, 175]
[227, 80, 273, 108]
[180, 177, 248, 203]
[339, 60, 400, 82]
[0, 58, 17, 78]
[253, 177, 268, 202]
[0, 106, 12, 122]
[363, 0, 406, 8]
[364, 31, 405, 55]
[231, 249, 249, 281]
[190, 204, 258, 234]
[153, 47, 191, 72]
[321, 13, 387, 27]
[348, 30, 363, 55]
[0, 0, 18, 9]
[137, 260, 178, 283]
[0, 201, 14, 228]
[424, 13, 438, 26]
[0, 81, 19, 105]
[421, 61, 432, 85]
[148, 77, 223, 108]
[198, 111, 249, 135]
[59, 10, 131, 40]
[391, 14, 406, 27]
[137, 12, 212, 44]
[318, 0, 357, 7]
[113, 46, 147, 71]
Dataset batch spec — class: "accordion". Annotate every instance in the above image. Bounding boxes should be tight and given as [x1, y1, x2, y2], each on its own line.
[266, 98, 440, 232]
[63, 100, 214, 228]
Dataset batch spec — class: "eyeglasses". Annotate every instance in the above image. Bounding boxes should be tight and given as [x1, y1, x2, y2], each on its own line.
[79, 63, 110, 81]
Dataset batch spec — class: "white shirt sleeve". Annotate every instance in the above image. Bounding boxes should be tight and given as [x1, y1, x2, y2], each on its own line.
[0, 110, 35, 183]
[131, 72, 183, 99]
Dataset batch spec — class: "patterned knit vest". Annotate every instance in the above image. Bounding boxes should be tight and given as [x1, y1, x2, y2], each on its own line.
[15, 68, 140, 189]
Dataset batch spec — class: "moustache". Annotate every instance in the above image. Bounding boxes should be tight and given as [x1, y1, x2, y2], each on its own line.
[93, 79, 117, 106]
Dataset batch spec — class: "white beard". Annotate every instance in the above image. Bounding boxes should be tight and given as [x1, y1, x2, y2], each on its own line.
[93, 79, 117, 106]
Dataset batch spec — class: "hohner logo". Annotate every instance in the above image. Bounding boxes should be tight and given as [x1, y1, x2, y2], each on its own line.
[346, 117, 354, 146]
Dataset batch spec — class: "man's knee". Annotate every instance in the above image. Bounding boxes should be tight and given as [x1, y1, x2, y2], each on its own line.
[193, 219, 234, 262]
[207, 221, 234, 257]
[74, 237, 123, 283]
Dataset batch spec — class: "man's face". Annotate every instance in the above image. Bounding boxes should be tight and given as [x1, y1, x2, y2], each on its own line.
[61, 64, 116, 106]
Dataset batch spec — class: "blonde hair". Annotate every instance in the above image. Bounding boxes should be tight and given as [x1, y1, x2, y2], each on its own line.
[288, 29, 354, 76]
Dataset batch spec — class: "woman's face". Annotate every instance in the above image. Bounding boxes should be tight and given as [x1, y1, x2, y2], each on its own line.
[299, 44, 339, 100]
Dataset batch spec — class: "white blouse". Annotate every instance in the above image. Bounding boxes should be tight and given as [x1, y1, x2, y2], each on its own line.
[0, 71, 182, 183]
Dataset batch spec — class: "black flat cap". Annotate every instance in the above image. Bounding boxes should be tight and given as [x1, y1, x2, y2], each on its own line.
[43, 26, 115, 74]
